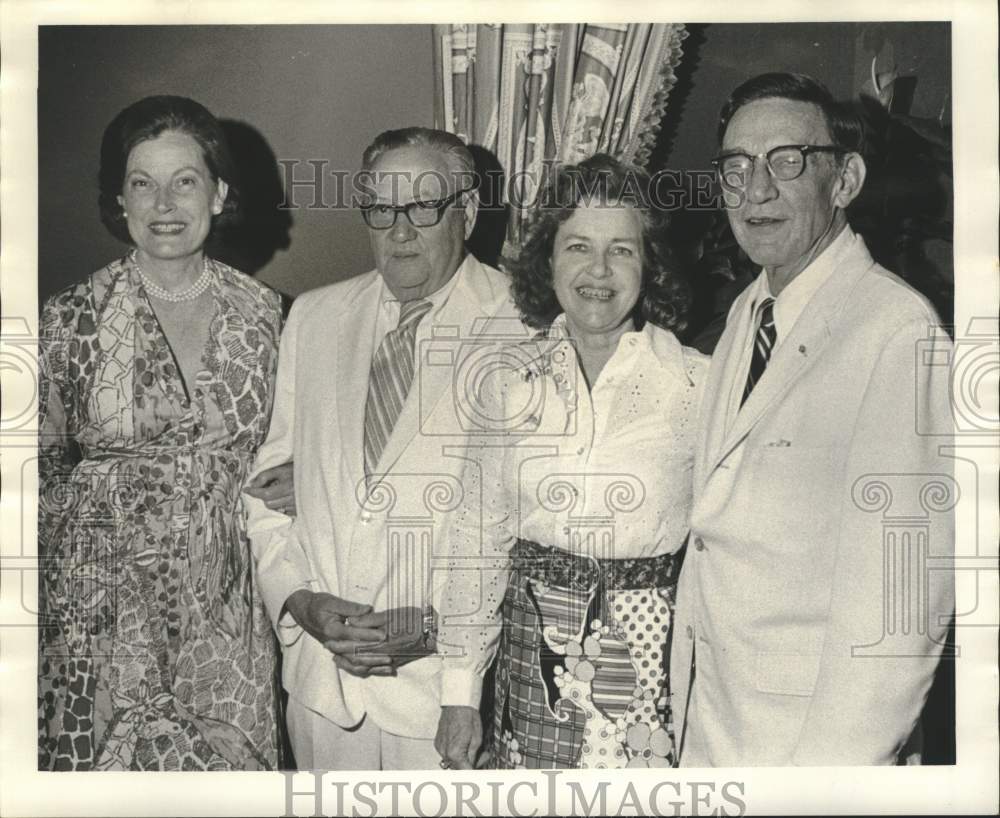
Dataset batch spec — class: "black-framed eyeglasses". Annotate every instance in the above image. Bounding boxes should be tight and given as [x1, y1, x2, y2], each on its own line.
[711, 144, 848, 188]
[360, 186, 476, 230]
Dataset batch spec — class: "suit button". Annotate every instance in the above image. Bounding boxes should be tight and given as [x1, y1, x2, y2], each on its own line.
[562, 526, 571, 535]
[361, 512, 372, 523]
[693, 537, 705, 551]
[685, 625, 694, 640]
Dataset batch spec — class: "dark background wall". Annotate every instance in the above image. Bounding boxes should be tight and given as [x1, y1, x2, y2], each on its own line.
[38, 25, 435, 303]
[39, 22, 950, 303]
[658, 21, 950, 173]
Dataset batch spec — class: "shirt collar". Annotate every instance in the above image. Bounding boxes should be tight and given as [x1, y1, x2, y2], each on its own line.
[547, 314, 689, 383]
[548, 312, 571, 339]
[751, 224, 855, 344]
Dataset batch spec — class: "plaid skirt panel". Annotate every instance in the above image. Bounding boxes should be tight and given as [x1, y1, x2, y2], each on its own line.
[490, 539, 682, 769]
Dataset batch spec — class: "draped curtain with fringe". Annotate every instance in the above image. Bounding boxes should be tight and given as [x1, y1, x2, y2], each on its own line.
[433, 23, 687, 253]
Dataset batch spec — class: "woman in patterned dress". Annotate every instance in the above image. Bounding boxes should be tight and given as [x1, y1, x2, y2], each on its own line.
[38, 96, 283, 770]
[435, 155, 707, 770]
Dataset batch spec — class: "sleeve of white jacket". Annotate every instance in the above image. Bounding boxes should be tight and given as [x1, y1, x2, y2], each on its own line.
[244, 298, 315, 645]
[790, 318, 955, 765]
[437, 377, 518, 709]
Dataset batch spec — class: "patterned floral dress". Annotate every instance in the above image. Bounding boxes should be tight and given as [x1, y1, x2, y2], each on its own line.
[37, 255, 283, 770]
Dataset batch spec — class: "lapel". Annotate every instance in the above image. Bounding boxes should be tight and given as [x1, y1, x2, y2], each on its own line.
[695, 288, 754, 491]
[368, 256, 496, 483]
[701, 232, 875, 480]
[336, 272, 383, 486]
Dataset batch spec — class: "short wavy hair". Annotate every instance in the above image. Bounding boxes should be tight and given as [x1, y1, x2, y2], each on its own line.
[361, 127, 475, 179]
[510, 154, 690, 333]
[98, 95, 240, 244]
[718, 72, 865, 153]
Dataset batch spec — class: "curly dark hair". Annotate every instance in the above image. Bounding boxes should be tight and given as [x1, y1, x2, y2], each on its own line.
[98, 95, 240, 244]
[509, 154, 690, 333]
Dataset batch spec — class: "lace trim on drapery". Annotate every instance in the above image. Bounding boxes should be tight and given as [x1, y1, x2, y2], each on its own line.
[628, 24, 688, 170]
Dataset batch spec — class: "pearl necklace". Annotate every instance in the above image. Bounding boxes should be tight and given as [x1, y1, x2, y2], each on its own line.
[132, 251, 213, 303]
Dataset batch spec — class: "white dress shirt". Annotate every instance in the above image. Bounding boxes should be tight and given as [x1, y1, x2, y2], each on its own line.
[438, 316, 708, 706]
[371, 261, 462, 356]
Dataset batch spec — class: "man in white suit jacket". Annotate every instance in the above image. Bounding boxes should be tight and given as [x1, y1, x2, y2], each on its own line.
[245, 128, 527, 769]
[671, 73, 955, 766]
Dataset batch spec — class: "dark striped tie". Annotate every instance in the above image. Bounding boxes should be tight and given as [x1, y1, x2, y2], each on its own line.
[363, 298, 432, 476]
[741, 297, 776, 406]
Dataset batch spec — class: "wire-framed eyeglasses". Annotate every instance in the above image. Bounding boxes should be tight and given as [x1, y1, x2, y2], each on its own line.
[360, 186, 476, 230]
[711, 144, 848, 189]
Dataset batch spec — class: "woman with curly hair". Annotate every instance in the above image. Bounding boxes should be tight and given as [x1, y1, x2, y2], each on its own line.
[435, 154, 708, 769]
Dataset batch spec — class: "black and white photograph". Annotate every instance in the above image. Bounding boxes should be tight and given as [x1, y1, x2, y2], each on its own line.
[1, 2, 997, 816]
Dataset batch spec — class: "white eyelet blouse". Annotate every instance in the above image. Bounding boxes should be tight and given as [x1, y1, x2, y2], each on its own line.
[438, 315, 709, 707]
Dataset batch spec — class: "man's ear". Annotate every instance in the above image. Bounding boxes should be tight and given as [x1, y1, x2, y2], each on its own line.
[463, 190, 479, 241]
[832, 152, 866, 209]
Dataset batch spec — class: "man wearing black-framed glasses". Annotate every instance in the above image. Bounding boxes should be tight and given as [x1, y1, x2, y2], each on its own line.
[712, 143, 848, 190]
[246, 127, 528, 770]
[672, 72, 954, 768]
[360, 184, 477, 231]
[358, 147, 480, 301]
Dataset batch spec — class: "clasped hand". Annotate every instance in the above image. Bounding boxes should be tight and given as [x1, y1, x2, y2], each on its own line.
[285, 589, 434, 677]
[244, 461, 296, 516]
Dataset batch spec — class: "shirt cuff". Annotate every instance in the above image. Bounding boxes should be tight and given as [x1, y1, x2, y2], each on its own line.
[248, 523, 314, 633]
[439, 667, 486, 708]
[276, 595, 308, 647]
[274, 582, 313, 648]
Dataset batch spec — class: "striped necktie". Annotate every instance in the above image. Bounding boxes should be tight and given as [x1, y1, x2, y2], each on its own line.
[364, 298, 432, 476]
[741, 297, 776, 406]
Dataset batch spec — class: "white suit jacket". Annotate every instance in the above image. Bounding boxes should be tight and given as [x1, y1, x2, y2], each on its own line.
[672, 231, 955, 766]
[245, 255, 528, 739]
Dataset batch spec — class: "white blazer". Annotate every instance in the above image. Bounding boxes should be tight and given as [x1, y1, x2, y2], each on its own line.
[246, 255, 528, 739]
[672, 232, 955, 766]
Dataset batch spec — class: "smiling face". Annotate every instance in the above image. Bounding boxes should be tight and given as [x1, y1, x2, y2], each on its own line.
[117, 130, 227, 270]
[551, 203, 644, 341]
[721, 97, 851, 291]
[366, 145, 474, 301]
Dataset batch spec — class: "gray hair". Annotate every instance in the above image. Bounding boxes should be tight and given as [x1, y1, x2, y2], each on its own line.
[361, 127, 476, 187]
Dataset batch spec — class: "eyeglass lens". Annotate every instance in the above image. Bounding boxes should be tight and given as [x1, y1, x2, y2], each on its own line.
[364, 200, 446, 229]
[364, 187, 473, 230]
[719, 147, 807, 187]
